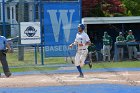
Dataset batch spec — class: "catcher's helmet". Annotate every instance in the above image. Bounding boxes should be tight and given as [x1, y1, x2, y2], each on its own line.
[78, 24, 85, 30]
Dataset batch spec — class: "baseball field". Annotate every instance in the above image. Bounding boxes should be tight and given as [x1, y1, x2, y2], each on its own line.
[0, 51, 140, 93]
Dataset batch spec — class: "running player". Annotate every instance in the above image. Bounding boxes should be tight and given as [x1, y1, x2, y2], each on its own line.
[69, 24, 91, 78]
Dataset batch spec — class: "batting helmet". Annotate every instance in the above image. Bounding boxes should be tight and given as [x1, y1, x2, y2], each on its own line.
[78, 24, 85, 30]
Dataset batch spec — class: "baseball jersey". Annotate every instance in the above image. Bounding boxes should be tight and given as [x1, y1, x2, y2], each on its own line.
[75, 31, 90, 50]
[0, 35, 7, 50]
[126, 35, 135, 41]
[103, 35, 112, 45]
[116, 36, 125, 42]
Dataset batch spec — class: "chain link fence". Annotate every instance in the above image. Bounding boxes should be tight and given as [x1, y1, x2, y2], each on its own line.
[0, 0, 79, 67]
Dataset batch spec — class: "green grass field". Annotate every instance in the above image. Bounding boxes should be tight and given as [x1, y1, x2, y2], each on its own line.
[84, 61, 140, 69]
[0, 51, 140, 72]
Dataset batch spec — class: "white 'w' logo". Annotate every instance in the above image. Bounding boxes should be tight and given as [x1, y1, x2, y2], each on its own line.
[47, 10, 75, 42]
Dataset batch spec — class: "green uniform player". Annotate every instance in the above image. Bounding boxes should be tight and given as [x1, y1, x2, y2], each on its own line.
[116, 32, 125, 61]
[126, 34, 135, 42]
[88, 43, 97, 62]
[126, 30, 137, 60]
[102, 32, 112, 62]
[116, 35, 125, 42]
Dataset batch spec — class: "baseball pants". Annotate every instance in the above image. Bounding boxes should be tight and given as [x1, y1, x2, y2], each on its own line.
[103, 45, 111, 61]
[128, 46, 137, 59]
[118, 48, 124, 61]
[0, 51, 10, 74]
[75, 49, 88, 67]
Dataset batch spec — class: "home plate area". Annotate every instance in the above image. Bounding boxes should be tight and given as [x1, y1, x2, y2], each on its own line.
[0, 71, 139, 87]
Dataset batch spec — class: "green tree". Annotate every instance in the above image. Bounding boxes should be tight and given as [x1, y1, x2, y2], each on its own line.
[121, 0, 140, 16]
[82, 0, 126, 17]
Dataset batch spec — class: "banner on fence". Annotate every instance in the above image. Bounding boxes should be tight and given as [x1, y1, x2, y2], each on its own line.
[44, 2, 81, 57]
[20, 22, 41, 44]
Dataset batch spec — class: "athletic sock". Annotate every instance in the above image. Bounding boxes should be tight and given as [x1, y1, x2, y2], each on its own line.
[76, 66, 83, 75]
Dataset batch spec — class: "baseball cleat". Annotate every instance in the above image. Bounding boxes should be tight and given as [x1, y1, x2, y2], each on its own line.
[89, 63, 92, 69]
[77, 74, 84, 78]
[5, 72, 12, 77]
[71, 60, 74, 64]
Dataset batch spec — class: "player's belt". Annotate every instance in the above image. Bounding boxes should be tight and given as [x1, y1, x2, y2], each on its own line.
[79, 49, 86, 50]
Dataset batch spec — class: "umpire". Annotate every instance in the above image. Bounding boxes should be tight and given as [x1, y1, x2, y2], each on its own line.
[0, 32, 12, 77]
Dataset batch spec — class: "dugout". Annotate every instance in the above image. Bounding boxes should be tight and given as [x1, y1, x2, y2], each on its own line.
[82, 16, 140, 60]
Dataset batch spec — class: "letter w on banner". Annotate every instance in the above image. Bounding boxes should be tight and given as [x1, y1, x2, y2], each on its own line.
[44, 2, 81, 57]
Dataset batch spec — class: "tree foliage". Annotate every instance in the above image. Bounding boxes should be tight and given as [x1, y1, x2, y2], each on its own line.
[102, 0, 126, 17]
[120, 0, 140, 16]
[82, 0, 140, 17]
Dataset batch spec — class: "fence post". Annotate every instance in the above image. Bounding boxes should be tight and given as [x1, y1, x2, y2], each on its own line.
[39, 0, 44, 65]
[18, 0, 25, 61]
[33, 0, 36, 22]
[2, 0, 6, 37]
[34, 44, 38, 64]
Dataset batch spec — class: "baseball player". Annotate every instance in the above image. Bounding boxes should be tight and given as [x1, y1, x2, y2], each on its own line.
[0, 32, 12, 77]
[126, 30, 137, 60]
[116, 32, 125, 61]
[102, 32, 112, 62]
[88, 43, 96, 63]
[69, 24, 91, 78]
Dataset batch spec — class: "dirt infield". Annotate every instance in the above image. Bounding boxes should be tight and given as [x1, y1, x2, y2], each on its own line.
[0, 71, 139, 88]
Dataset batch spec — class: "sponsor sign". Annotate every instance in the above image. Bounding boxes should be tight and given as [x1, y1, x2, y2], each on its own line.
[20, 22, 41, 44]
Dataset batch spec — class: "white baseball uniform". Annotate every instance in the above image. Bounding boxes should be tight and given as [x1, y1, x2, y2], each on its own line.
[74, 31, 90, 66]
